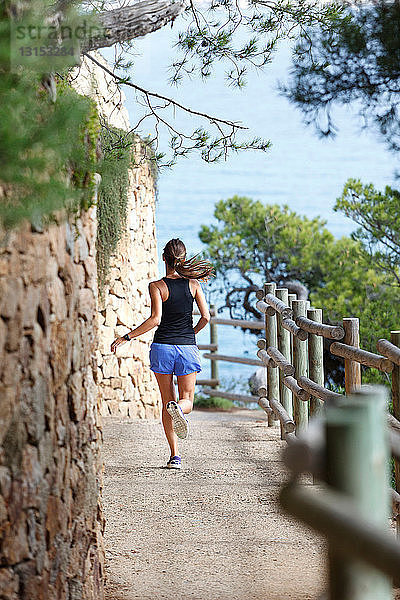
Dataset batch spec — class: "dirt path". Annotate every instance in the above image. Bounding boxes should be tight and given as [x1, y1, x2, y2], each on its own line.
[102, 409, 326, 600]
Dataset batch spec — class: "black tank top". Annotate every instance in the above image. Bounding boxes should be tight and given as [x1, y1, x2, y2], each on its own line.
[153, 277, 196, 345]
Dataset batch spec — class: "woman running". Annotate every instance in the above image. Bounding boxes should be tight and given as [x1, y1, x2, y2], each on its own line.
[110, 238, 214, 470]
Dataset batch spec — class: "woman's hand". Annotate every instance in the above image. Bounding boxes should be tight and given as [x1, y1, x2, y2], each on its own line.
[110, 337, 128, 354]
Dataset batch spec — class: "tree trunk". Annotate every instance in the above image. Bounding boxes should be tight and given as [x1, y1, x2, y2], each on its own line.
[82, 0, 186, 51]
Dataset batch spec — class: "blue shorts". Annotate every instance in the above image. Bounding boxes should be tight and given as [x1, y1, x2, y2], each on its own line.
[149, 343, 202, 376]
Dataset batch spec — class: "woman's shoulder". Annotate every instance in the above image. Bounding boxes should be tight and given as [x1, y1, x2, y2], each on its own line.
[188, 278, 201, 286]
[149, 278, 166, 290]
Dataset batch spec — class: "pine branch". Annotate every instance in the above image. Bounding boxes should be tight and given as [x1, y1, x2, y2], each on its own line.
[83, 51, 247, 130]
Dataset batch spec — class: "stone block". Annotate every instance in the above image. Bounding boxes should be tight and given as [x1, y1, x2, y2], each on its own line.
[73, 263, 86, 289]
[96, 367, 103, 384]
[119, 357, 136, 377]
[73, 219, 89, 263]
[96, 350, 103, 367]
[38, 431, 53, 473]
[0, 386, 15, 445]
[0, 494, 7, 523]
[21, 250, 47, 286]
[83, 257, 97, 287]
[117, 402, 129, 416]
[110, 280, 124, 298]
[17, 553, 46, 594]
[21, 375, 47, 444]
[100, 385, 113, 401]
[99, 400, 110, 416]
[57, 254, 77, 317]
[84, 364, 97, 413]
[119, 260, 130, 282]
[78, 288, 95, 322]
[115, 388, 124, 403]
[144, 405, 156, 419]
[144, 392, 159, 407]
[102, 387, 123, 403]
[72, 325, 82, 372]
[98, 325, 114, 355]
[115, 299, 135, 328]
[54, 385, 68, 427]
[0, 316, 6, 356]
[68, 371, 84, 422]
[21, 444, 42, 505]
[104, 307, 117, 328]
[109, 293, 121, 311]
[45, 495, 64, 545]
[120, 376, 135, 395]
[106, 400, 120, 415]
[48, 276, 67, 321]
[38, 286, 50, 335]
[1, 515, 30, 564]
[0, 568, 18, 599]
[133, 402, 146, 419]
[46, 255, 59, 281]
[48, 222, 66, 267]
[108, 267, 119, 283]
[49, 320, 70, 390]
[102, 355, 119, 379]
[0, 276, 23, 319]
[128, 210, 138, 231]
[110, 377, 122, 389]
[1, 352, 21, 387]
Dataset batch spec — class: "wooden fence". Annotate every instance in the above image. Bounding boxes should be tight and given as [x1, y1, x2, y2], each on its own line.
[252, 282, 400, 599]
[195, 304, 265, 402]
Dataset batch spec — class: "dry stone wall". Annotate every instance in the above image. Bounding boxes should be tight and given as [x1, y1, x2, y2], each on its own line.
[97, 156, 160, 419]
[70, 52, 161, 420]
[0, 51, 160, 599]
[0, 208, 104, 599]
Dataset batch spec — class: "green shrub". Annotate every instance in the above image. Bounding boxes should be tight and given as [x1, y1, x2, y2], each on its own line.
[96, 127, 133, 298]
[194, 394, 236, 410]
[0, 3, 100, 234]
[96, 129, 159, 297]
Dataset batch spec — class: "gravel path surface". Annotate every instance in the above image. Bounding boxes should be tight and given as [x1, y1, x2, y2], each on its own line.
[102, 409, 326, 600]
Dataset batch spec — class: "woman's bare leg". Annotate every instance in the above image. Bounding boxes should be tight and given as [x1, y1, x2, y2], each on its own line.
[177, 372, 197, 414]
[154, 373, 179, 457]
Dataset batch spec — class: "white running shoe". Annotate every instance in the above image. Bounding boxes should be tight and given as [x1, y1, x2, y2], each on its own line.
[167, 455, 182, 469]
[166, 401, 189, 439]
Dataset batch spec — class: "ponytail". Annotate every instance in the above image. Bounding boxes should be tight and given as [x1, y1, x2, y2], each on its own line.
[163, 238, 215, 282]
[175, 254, 215, 282]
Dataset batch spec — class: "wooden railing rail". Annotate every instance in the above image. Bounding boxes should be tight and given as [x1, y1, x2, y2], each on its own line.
[193, 282, 400, 580]
[253, 281, 400, 555]
[194, 306, 264, 403]
[202, 352, 263, 367]
[279, 387, 399, 598]
[295, 315, 345, 339]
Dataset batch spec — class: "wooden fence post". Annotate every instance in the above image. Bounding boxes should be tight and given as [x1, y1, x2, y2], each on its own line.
[276, 288, 292, 439]
[264, 282, 279, 426]
[287, 293, 297, 378]
[292, 300, 308, 434]
[210, 303, 219, 388]
[392, 330, 400, 536]
[308, 307, 324, 419]
[343, 318, 361, 394]
[325, 386, 391, 600]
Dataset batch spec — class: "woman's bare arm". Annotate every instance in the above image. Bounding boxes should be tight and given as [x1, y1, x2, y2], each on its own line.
[111, 282, 162, 353]
[193, 281, 210, 335]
